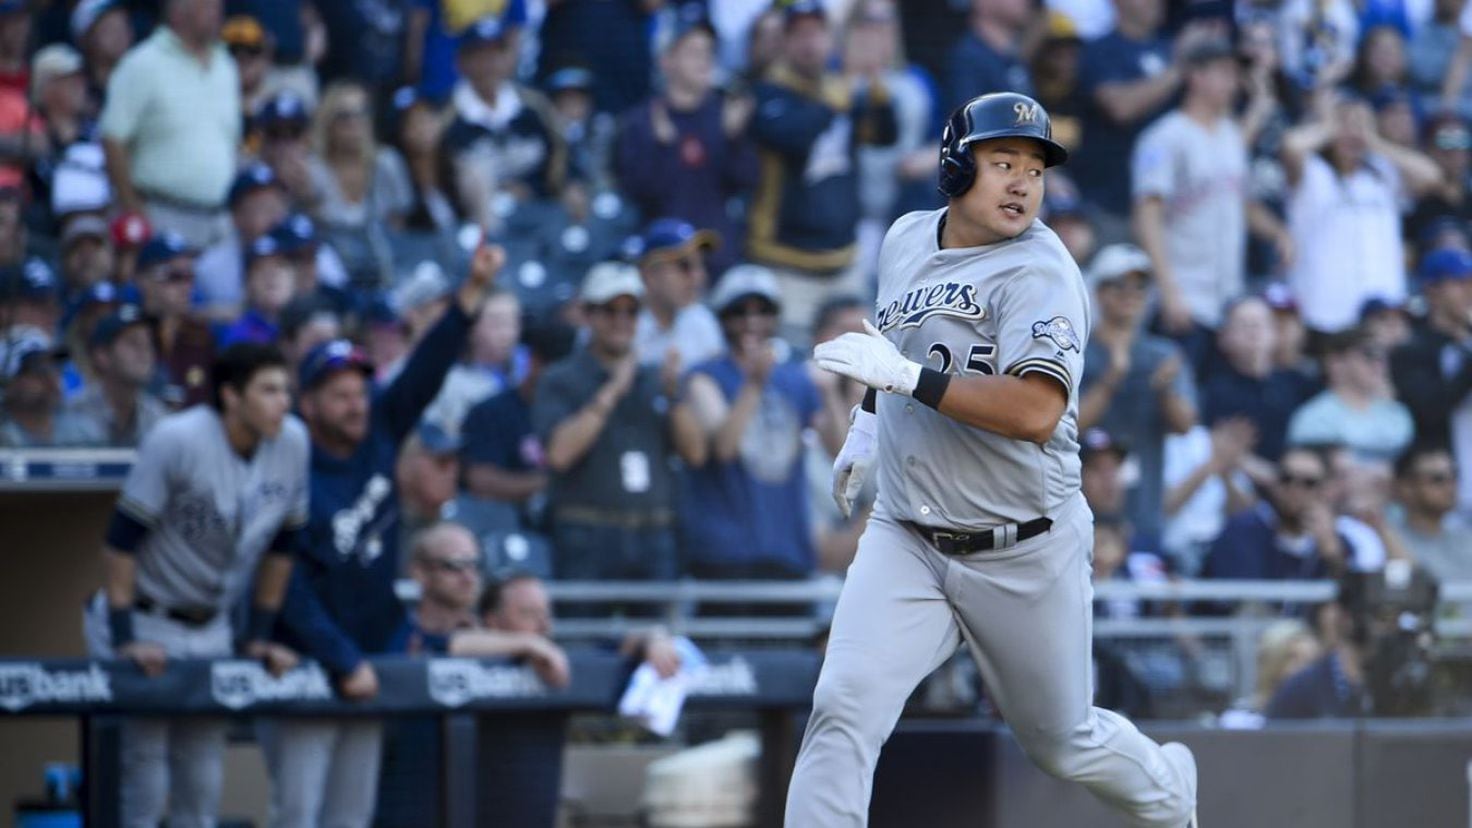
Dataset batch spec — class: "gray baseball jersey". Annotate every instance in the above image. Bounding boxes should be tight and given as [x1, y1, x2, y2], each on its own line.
[870, 208, 1091, 528]
[117, 406, 309, 611]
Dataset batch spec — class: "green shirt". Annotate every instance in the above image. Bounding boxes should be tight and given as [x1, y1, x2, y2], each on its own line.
[100, 28, 240, 207]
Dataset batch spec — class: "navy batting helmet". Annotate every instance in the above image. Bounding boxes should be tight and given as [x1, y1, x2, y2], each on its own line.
[937, 92, 1068, 198]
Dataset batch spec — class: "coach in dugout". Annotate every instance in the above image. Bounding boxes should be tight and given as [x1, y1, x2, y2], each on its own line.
[262, 243, 502, 828]
[83, 342, 306, 828]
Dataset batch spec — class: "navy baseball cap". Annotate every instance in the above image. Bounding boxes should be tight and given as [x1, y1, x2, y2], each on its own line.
[136, 232, 197, 270]
[228, 162, 284, 207]
[784, 0, 827, 26]
[1418, 247, 1472, 284]
[364, 291, 402, 327]
[299, 339, 373, 389]
[1, 258, 60, 302]
[668, 1, 717, 45]
[272, 214, 319, 255]
[544, 65, 595, 96]
[461, 15, 510, 48]
[1359, 295, 1407, 321]
[244, 232, 287, 269]
[1, 333, 58, 380]
[255, 91, 312, 132]
[636, 217, 721, 262]
[1080, 428, 1129, 460]
[88, 304, 147, 349]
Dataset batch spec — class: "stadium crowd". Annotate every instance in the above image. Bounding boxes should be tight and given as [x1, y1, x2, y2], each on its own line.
[4, 0, 1472, 822]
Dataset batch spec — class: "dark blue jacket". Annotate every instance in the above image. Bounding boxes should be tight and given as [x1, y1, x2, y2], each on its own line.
[1203, 503, 1355, 581]
[277, 303, 472, 675]
[1264, 652, 1369, 719]
[615, 91, 759, 276]
[944, 32, 1034, 113]
[747, 65, 897, 273]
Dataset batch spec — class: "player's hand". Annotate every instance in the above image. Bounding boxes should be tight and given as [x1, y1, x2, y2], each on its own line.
[1150, 353, 1182, 392]
[832, 406, 877, 519]
[525, 638, 571, 689]
[814, 320, 921, 396]
[244, 640, 300, 678]
[338, 662, 380, 700]
[118, 641, 168, 678]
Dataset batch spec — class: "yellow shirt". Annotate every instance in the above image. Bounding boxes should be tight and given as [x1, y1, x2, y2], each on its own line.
[100, 28, 241, 208]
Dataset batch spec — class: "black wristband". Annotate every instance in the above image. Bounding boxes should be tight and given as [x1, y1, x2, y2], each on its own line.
[912, 368, 952, 410]
[247, 607, 279, 644]
[108, 607, 134, 648]
[861, 387, 877, 414]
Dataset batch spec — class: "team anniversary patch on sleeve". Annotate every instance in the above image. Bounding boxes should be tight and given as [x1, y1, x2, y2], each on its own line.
[1031, 316, 1081, 352]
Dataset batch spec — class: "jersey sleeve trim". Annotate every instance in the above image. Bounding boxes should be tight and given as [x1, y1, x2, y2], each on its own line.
[1004, 358, 1072, 390]
[105, 509, 151, 553]
[115, 495, 161, 528]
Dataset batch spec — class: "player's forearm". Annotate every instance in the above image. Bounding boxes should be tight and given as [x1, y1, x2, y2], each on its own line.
[1368, 138, 1442, 197]
[252, 553, 294, 614]
[102, 547, 138, 609]
[932, 373, 1066, 445]
[448, 629, 540, 658]
[545, 404, 610, 472]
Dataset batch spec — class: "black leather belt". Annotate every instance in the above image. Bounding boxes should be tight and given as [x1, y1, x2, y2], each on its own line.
[904, 517, 1053, 555]
[134, 595, 217, 628]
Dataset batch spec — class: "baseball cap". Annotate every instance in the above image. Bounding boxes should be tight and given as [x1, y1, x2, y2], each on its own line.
[1079, 428, 1129, 461]
[544, 65, 595, 96]
[393, 261, 452, 313]
[244, 233, 287, 269]
[581, 261, 644, 305]
[31, 44, 84, 99]
[1086, 243, 1152, 289]
[73, 280, 123, 310]
[667, 1, 717, 46]
[278, 294, 340, 341]
[461, 15, 510, 49]
[364, 291, 402, 328]
[1261, 282, 1298, 313]
[417, 421, 462, 455]
[227, 163, 284, 208]
[299, 339, 373, 390]
[1358, 295, 1407, 322]
[0, 259, 60, 303]
[272, 214, 320, 256]
[1418, 247, 1472, 284]
[783, 0, 828, 27]
[636, 217, 721, 263]
[88, 304, 147, 349]
[1, 333, 57, 381]
[70, 0, 124, 41]
[135, 231, 196, 270]
[710, 264, 782, 315]
[222, 15, 268, 51]
[1044, 10, 1082, 42]
[254, 91, 312, 132]
[59, 214, 109, 250]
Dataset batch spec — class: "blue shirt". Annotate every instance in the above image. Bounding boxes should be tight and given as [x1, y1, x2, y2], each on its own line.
[1265, 651, 1369, 719]
[1203, 503, 1355, 582]
[216, 309, 277, 347]
[1074, 30, 1173, 215]
[944, 32, 1033, 113]
[1200, 365, 1316, 462]
[277, 304, 472, 674]
[681, 356, 820, 575]
[461, 387, 538, 472]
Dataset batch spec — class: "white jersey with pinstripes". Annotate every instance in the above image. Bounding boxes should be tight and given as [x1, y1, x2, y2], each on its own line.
[870, 208, 1091, 530]
[116, 406, 309, 611]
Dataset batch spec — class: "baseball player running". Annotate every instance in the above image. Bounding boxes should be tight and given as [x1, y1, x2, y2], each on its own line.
[787, 92, 1198, 827]
[84, 342, 307, 828]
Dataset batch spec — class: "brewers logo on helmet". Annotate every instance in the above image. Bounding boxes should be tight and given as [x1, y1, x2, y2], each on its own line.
[937, 92, 1068, 198]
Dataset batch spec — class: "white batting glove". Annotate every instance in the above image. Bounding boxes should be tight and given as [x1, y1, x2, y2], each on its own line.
[832, 406, 877, 519]
[814, 320, 921, 396]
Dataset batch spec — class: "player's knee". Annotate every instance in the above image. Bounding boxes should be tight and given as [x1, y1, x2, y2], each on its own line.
[810, 665, 882, 728]
[1015, 728, 1080, 780]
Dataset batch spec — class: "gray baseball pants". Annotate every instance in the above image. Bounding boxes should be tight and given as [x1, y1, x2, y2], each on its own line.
[83, 592, 232, 828]
[258, 717, 383, 828]
[785, 496, 1195, 827]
